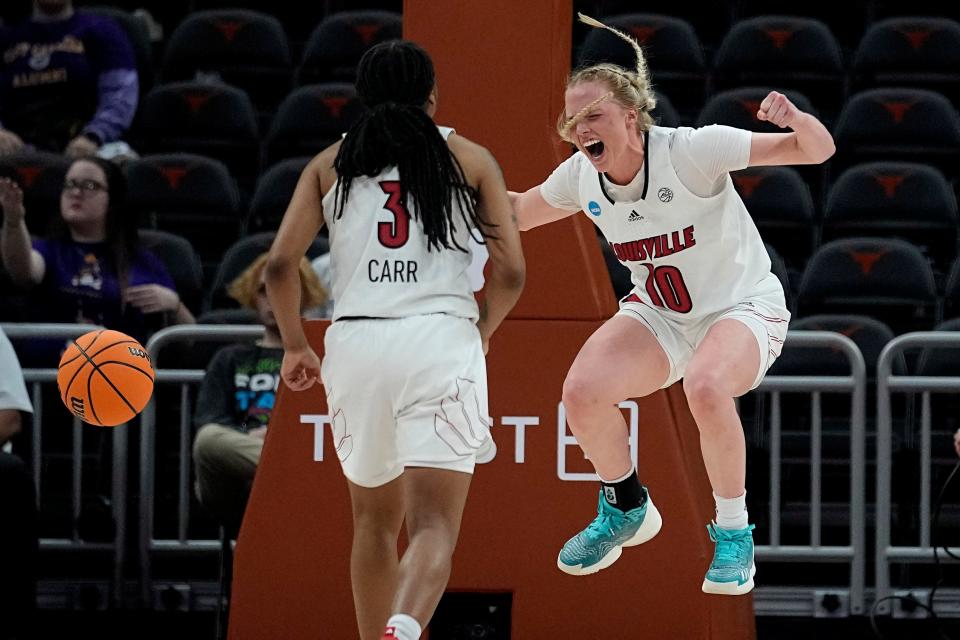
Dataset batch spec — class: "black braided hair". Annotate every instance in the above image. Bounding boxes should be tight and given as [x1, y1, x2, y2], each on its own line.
[333, 40, 492, 252]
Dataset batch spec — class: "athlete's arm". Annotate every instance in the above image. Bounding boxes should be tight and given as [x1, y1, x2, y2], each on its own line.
[453, 137, 525, 351]
[508, 187, 577, 231]
[748, 91, 835, 167]
[265, 148, 333, 390]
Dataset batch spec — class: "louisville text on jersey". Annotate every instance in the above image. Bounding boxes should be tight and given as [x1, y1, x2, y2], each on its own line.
[609, 225, 696, 262]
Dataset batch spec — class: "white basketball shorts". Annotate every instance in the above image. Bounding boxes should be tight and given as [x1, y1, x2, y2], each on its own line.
[320, 314, 490, 488]
[618, 289, 790, 390]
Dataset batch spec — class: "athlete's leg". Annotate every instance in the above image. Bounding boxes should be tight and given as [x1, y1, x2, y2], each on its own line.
[683, 319, 760, 498]
[392, 468, 473, 629]
[561, 314, 671, 480]
[347, 477, 406, 640]
[684, 318, 764, 595]
[556, 312, 671, 575]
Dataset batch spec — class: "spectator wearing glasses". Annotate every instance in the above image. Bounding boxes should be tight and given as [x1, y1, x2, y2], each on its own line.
[0, 0, 139, 158]
[0, 156, 193, 362]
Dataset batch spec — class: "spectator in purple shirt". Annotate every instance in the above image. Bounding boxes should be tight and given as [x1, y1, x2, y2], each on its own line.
[0, 157, 194, 360]
[0, 0, 138, 157]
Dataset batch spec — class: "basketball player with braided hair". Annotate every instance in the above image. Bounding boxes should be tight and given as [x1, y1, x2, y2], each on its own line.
[266, 40, 525, 640]
[511, 14, 834, 594]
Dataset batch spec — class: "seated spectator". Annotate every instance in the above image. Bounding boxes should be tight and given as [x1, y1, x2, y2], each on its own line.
[0, 326, 37, 640]
[193, 252, 326, 531]
[0, 156, 193, 363]
[0, 0, 138, 158]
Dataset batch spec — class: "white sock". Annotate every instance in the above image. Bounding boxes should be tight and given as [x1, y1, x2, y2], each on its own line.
[714, 491, 749, 530]
[384, 613, 422, 640]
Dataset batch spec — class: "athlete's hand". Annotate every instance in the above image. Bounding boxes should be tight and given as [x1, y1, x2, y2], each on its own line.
[281, 347, 321, 391]
[756, 91, 799, 129]
[954, 428, 960, 458]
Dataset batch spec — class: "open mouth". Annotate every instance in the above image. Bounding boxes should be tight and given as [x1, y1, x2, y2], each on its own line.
[584, 138, 605, 160]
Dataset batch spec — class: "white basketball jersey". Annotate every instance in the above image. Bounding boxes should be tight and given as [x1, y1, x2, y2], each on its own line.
[577, 126, 782, 320]
[321, 126, 479, 322]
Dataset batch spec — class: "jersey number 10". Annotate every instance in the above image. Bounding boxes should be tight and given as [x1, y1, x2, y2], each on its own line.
[641, 263, 692, 313]
[378, 181, 410, 248]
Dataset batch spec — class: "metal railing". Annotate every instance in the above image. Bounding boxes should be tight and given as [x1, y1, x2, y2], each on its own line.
[752, 331, 867, 616]
[876, 333, 960, 615]
[138, 324, 265, 604]
[5, 322, 872, 614]
[1, 323, 127, 606]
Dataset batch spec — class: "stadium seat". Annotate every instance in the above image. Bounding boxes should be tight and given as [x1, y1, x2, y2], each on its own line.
[944, 258, 960, 321]
[696, 86, 817, 134]
[133, 81, 261, 188]
[765, 243, 793, 310]
[196, 307, 259, 325]
[823, 162, 958, 273]
[576, 13, 707, 119]
[0, 152, 70, 236]
[582, 0, 733, 48]
[161, 10, 292, 117]
[797, 237, 938, 334]
[187, 0, 331, 48]
[852, 17, 960, 104]
[698, 87, 825, 199]
[832, 88, 960, 177]
[126, 153, 242, 277]
[713, 16, 845, 120]
[297, 10, 402, 85]
[732, 166, 817, 270]
[770, 314, 903, 378]
[736, 0, 870, 51]
[651, 91, 679, 128]
[247, 157, 311, 233]
[138, 229, 204, 314]
[263, 84, 365, 165]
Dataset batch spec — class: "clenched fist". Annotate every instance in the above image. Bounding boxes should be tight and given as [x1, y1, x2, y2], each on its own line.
[757, 91, 800, 129]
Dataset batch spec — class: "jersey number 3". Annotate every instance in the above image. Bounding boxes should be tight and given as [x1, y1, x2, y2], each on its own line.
[641, 264, 692, 313]
[378, 181, 410, 248]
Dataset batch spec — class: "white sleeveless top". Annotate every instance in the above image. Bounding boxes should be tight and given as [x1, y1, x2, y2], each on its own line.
[321, 126, 480, 321]
[543, 125, 783, 320]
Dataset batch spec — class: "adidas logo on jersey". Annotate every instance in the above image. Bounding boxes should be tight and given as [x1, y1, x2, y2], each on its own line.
[627, 210, 645, 223]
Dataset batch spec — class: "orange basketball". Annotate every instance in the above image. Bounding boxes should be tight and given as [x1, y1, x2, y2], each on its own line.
[57, 329, 155, 427]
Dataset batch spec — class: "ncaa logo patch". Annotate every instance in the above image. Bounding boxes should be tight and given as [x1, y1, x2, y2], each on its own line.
[657, 187, 674, 203]
[587, 200, 602, 217]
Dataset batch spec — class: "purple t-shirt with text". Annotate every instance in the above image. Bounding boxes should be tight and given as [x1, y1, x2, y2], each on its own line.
[32, 237, 174, 343]
[0, 12, 138, 150]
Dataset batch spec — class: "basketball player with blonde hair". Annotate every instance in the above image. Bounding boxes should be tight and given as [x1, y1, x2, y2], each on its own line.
[510, 14, 834, 594]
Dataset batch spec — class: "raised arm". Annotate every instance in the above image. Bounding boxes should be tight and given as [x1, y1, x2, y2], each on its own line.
[0, 178, 45, 288]
[748, 91, 835, 167]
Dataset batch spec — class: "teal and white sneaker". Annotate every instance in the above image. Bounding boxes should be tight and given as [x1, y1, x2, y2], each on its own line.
[557, 489, 662, 576]
[701, 522, 756, 595]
